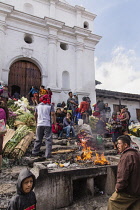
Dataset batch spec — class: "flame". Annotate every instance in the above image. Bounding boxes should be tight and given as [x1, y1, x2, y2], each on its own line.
[76, 147, 93, 161]
[76, 139, 93, 161]
[94, 153, 110, 165]
[76, 139, 110, 165]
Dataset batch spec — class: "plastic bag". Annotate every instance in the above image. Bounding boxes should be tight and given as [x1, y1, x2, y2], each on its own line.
[78, 119, 83, 126]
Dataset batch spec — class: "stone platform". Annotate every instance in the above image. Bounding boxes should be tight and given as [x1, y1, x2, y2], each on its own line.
[32, 162, 117, 210]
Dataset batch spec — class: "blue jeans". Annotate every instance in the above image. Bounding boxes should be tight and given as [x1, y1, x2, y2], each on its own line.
[59, 125, 75, 138]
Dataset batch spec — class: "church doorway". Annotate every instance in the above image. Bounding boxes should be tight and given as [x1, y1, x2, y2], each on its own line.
[8, 60, 41, 97]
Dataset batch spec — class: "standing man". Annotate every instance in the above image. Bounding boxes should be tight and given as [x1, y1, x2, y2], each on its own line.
[32, 94, 57, 158]
[67, 92, 78, 117]
[108, 135, 140, 210]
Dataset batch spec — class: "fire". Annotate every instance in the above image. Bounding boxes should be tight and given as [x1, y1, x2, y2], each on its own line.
[76, 139, 110, 165]
[76, 139, 93, 161]
[76, 147, 93, 161]
[94, 152, 110, 165]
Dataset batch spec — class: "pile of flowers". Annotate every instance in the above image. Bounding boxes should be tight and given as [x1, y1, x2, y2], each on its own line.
[7, 97, 35, 131]
[129, 123, 140, 137]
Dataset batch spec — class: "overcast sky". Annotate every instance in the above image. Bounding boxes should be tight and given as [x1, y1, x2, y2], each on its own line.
[67, 0, 140, 94]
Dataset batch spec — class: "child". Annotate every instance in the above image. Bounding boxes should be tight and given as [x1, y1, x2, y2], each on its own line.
[8, 168, 36, 210]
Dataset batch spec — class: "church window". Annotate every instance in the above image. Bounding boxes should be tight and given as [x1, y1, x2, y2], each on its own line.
[24, 34, 33, 44]
[83, 21, 89, 29]
[60, 43, 69, 51]
[62, 71, 70, 89]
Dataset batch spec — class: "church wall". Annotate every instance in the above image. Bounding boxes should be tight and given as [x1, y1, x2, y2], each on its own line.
[30, 1, 50, 18]
[57, 42, 76, 89]
[83, 48, 96, 102]
[0, 0, 94, 31]
[56, 8, 76, 28]
[0, 0, 47, 17]
[0, 0, 101, 105]
[2, 26, 48, 86]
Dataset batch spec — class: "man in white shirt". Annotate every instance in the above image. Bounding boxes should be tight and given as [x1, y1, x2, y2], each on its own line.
[32, 94, 57, 158]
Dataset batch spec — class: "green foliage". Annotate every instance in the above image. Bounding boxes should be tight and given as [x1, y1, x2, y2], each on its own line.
[7, 100, 15, 107]
[9, 104, 20, 112]
[3, 125, 31, 157]
[16, 112, 35, 128]
[7, 116, 16, 129]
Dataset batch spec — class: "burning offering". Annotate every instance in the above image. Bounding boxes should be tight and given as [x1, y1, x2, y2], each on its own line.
[76, 138, 110, 165]
[94, 152, 110, 165]
[76, 139, 93, 161]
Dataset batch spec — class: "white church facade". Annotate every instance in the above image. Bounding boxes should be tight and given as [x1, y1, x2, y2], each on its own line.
[0, 0, 101, 104]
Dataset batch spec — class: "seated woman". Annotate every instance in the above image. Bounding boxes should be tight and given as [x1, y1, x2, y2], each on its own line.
[58, 112, 75, 140]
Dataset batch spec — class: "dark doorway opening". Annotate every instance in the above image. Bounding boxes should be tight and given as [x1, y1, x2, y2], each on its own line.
[73, 178, 93, 201]
[94, 175, 106, 196]
[11, 85, 20, 97]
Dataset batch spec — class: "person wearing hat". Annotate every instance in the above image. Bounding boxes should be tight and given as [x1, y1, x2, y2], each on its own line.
[32, 94, 57, 158]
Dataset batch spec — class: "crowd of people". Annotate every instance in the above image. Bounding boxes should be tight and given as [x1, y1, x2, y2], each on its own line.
[51, 92, 93, 140]
[0, 85, 133, 163]
[93, 100, 131, 150]
[29, 85, 52, 106]
[32, 91, 93, 158]
[1, 85, 140, 210]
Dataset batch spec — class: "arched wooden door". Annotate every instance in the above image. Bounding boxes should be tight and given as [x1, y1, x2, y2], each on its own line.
[8, 60, 41, 97]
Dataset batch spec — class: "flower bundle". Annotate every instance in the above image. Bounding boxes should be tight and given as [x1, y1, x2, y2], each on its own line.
[3, 125, 31, 157]
[7, 97, 35, 130]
